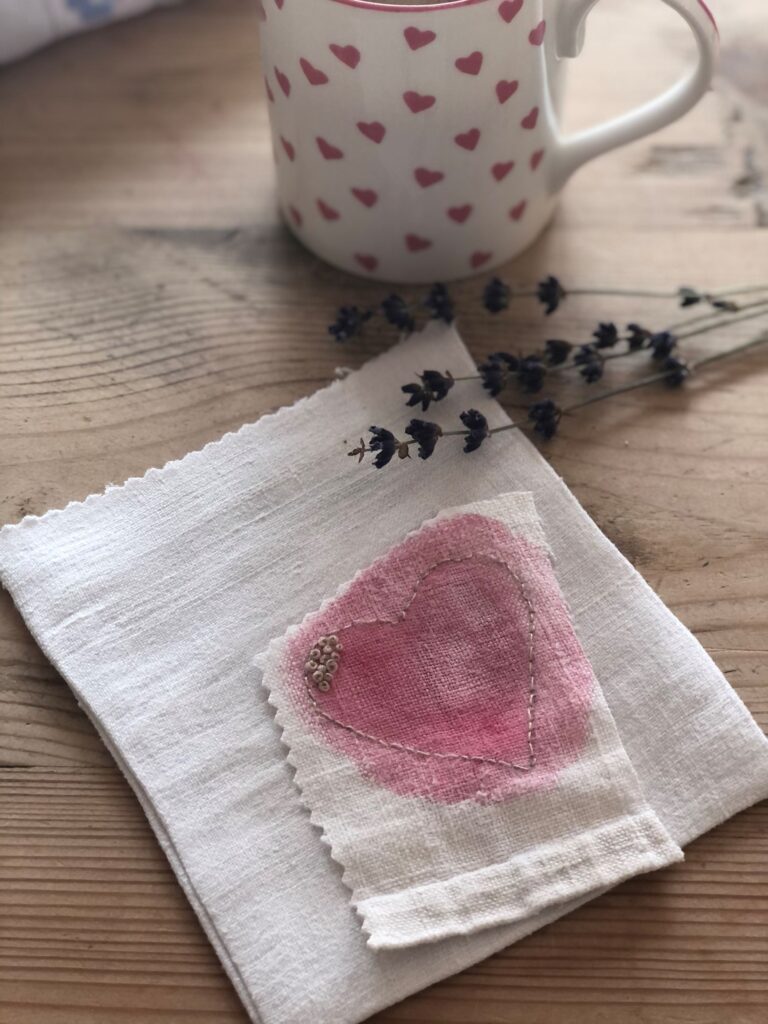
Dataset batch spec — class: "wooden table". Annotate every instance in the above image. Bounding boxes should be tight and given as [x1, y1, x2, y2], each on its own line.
[1, 1, 767, 1022]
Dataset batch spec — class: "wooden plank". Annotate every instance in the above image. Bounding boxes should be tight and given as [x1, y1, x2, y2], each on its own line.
[0, 0, 766, 1022]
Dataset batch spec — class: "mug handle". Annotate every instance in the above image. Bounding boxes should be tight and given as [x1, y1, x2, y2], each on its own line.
[549, 0, 719, 189]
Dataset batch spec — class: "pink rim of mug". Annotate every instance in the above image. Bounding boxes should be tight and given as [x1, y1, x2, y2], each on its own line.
[330, 0, 493, 10]
[327, 0, 717, 33]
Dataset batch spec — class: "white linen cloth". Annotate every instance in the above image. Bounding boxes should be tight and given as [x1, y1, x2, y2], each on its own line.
[0, 0, 178, 65]
[260, 492, 683, 951]
[1, 322, 767, 1024]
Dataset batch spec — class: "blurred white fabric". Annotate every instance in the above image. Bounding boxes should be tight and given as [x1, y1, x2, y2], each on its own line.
[0, 0, 179, 64]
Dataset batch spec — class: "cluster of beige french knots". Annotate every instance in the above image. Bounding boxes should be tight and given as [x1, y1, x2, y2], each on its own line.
[304, 634, 343, 692]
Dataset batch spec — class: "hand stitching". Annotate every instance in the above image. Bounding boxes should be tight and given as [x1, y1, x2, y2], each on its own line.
[301, 554, 537, 772]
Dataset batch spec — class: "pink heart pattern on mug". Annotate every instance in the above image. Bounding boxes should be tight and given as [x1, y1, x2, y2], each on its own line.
[498, 0, 523, 24]
[470, 250, 493, 268]
[404, 26, 436, 51]
[274, 66, 291, 97]
[496, 79, 519, 104]
[405, 233, 432, 252]
[280, 136, 295, 161]
[455, 128, 481, 151]
[300, 57, 329, 86]
[530, 148, 545, 170]
[404, 90, 437, 114]
[317, 198, 340, 221]
[354, 253, 379, 272]
[357, 121, 386, 144]
[448, 204, 473, 223]
[329, 43, 361, 69]
[414, 167, 445, 188]
[455, 50, 483, 76]
[351, 187, 379, 208]
[316, 136, 344, 160]
[492, 160, 515, 181]
[264, 1, 552, 279]
[529, 19, 547, 46]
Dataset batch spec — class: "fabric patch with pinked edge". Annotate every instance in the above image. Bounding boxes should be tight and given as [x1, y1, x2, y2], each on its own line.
[258, 492, 683, 950]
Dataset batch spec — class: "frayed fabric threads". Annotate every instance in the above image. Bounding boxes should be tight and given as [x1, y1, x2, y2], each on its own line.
[2, 323, 767, 1023]
[301, 554, 536, 774]
[261, 495, 684, 950]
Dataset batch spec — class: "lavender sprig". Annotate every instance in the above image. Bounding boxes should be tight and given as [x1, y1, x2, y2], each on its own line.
[348, 333, 767, 468]
[329, 278, 768, 342]
[399, 303, 768, 406]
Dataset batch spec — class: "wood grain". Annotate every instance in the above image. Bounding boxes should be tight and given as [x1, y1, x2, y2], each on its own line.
[1, 1, 767, 1022]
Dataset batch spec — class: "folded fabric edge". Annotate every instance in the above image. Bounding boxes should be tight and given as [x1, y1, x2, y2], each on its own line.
[254, 493, 546, 947]
[358, 808, 683, 950]
[27, 656, 266, 1024]
[255, 490, 677, 952]
[260, 643, 684, 953]
[0, 321, 455, 542]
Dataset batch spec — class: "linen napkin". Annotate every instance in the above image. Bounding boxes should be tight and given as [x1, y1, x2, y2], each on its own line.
[260, 491, 683, 950]
[1, 322, 767, 1024]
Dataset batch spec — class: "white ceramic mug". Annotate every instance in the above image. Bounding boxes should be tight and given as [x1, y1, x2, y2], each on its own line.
[258, 0, 718, 282]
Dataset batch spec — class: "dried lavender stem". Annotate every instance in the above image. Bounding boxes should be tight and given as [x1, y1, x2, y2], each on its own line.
[515, 283, 768, 301]
[351, 331, 767, 464]
[675, 304, 768, 339]
[559, 332, 768, 413]
[665, 295, 768, 332]
[453, 303, 768, 385]
[445, 331, 768, 438]
[564, 287, 676, 299]
[548, 300, 768, 374]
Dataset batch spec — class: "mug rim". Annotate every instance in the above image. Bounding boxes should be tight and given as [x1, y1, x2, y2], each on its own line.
[328, 0, 717, 32]
[329, 0, 492, 12]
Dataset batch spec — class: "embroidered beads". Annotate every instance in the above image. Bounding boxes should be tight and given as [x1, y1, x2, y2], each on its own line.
[305, 634, 343, 692]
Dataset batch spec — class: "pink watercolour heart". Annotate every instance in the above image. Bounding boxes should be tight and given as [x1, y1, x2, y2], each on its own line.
[404, 26, 436, 51]
[414, 167, 445, 188]
[455, 50, 483, 76]
[496, 79, 518, 104]
[280, 136, 295, 161]
[317, 199, 340, 221]
[447, 204, 473, 223]
[529, 19, 546, 46]
[530, 148, 545, 170]
[470, 251, 493, 269]
[357, 120, 386, 144]
[300, 57, 329, 86]
[455, 128, 481, 151]
[264, 76, 275, 103]
[329, 43, 361, 69]
[289, 205, 302, 228]
[405, 233, 432, 252]
[521, 105, 539, 130]
[274, 0, 284, 8]
[274, 66, 291, 97]
[498, 0, 523, 23]
[354, 253, 379, 272]
[351, 187, 379, 208]
[404, 90, 436, 114]
[509, 199, 527, 221]
[287, 514, 595, 804]
[316, 137, 344, 160]
[492, 160, 515, 181]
